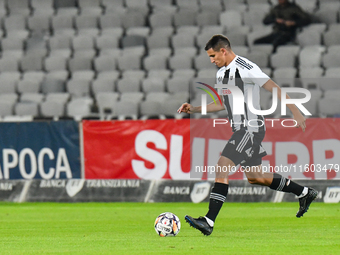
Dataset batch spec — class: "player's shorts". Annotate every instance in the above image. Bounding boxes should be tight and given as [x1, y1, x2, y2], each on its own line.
[221, 128, 267, 167]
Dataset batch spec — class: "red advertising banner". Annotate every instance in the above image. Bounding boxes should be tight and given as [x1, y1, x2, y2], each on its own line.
[83, 118, 340, 180]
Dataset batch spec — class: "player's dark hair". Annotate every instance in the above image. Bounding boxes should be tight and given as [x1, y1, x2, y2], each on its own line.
[205, 34, 231, 52]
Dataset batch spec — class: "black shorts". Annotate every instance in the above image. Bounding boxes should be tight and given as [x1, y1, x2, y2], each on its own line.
[221, 128, 267, 167]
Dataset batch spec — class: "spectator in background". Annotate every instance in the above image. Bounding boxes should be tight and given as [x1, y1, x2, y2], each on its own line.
[254, 0, 311, 52]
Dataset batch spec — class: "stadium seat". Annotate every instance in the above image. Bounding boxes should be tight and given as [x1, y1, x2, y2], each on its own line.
[322, 51, 340, 68]
[142, 78, 165, 93]
[0, 102, 15, 117]
[173, 10, 196, 27]
[273, 67, 297, 87]
[0, 72, 20, 94]
[227, 32, 247, 46]
[17, 80, 41, 94]
[27, 15, 51, 34]
[140, 100, 163, 118]
[67, 98, 92, 120]
[68, 56, 93, 71]
[169, 55, 193, 70]
[0, 57, 19, 72]
[117, 53, 142, 71]
[92, 79, 116, 94]
[116, 78, 141, 93]
[243, 9, 268, 27]
[199, 0, 223, 13]
[45, 92, 70, 104]
[149, 12, 173, 28]
[40, 101, 65, 119]
[31, 0, 54, 15]
[1, 50, 24, 60]
[52, 15, 74, 31]
[246, 52, 269, 68]
[1, 37, 25, 51]
[196, 11, 219, 26]
[115, 100, 139, 120]
[147, 34, 170, 49]
[276, 45, 301, 56]
[271, 52, 296, 69]
[96, 92, 119, 117]
[314, 9, 338, 25]
[44, 56, 68, 72]
[66, 80, 91, 97]
[220, 10, 242, 30]
[20, 93, 44, 103]
[318, 98, 340, 117]
[15, 102, 39, 117]
[298, 46, 326, 68]
[121, 12, 146, 29]
[294, 0, 317, 13]
[232, 46, 249, 56]
[172, 69, 196, 79]
[149, 48, 172, 58]
[167, 77, 191, 93]
[96, 71, 120, 81]
[323, 30, 340, 47]
[48, 35, 72, 50]
[299, 67, 324, 89]
[72, 35, 95, 50]
[7, 0, 31, 16]
[171, 33, 196, 48]
[177, 26, 200, 36]
[296, 30, 322, 47]
[121, 70, 146, 79]
[194, 54, 214, 70]
[21, 54, 44, 73]
[148, 69, 171, 79]
[126, 27, 150, 37]
[94, 56, 117, 72]
[303, 89, 322, 116]
[120, 92, 144, 103]
[75, 14, 99, 30]
[143, 55, 168, 70]
[72, 70, 95, 82]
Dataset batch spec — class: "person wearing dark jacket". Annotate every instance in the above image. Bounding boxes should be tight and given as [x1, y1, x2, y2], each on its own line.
[254, 0, 311, 51]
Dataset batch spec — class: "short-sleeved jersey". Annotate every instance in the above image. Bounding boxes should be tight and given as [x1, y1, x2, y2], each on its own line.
[216, 55, 270, 133]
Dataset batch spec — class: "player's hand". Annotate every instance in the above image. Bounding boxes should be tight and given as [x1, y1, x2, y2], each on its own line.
[294, 113, 306, 132]
[276, 18, 284, 24]
[177, 102, 193, 114]
[285, 20, 296, 27]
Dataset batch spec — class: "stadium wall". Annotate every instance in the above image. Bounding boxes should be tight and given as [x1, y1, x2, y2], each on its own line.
[0, 119, 339, 203]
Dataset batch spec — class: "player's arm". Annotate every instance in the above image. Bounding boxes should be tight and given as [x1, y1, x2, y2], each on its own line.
[177, 101, 224, 114]
[262, 79, 306, 132]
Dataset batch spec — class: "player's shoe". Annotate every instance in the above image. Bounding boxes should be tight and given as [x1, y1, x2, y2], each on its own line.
[185, 215, 213, 236]
[296, 188, 318, 218]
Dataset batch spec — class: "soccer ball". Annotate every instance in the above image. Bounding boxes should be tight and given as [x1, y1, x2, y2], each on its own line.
[154, 212, 181, 237]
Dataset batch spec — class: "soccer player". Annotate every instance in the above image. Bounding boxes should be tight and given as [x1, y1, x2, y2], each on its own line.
[177, 35, 318, 236]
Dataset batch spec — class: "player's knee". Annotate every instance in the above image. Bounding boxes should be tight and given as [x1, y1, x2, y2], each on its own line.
[247, 177, 259, 184]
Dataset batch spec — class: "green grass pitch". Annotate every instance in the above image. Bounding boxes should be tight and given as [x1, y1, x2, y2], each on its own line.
[0, 202, 339, 255]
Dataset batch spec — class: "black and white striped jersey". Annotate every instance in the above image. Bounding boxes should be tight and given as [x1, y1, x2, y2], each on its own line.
[216, 55, 270, 133]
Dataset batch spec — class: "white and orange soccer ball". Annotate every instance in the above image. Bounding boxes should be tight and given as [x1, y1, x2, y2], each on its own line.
[154, 212, 181, 237]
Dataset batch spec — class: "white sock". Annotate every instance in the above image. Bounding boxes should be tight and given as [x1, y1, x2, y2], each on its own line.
[204, 216, 214, 227]
[297, 187, 308, 198]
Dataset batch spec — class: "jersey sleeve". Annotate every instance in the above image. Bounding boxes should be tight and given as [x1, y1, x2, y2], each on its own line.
[246, 64, 270, 87]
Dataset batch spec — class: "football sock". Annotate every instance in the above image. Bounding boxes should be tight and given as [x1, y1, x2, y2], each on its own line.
[269, 173, 304, 196]
[205, 182, 229, 224]
[204, 217, 214, 227]
[297, 187, 309, 198]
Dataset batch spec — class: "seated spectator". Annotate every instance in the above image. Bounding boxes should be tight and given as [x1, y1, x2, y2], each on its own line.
[254, 0, 310, 52]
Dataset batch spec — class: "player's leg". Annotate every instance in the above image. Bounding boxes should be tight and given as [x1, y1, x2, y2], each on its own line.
[185, 156, 235, 236]
[244, 164, 318, 217]
[185, 129, 252, 235]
